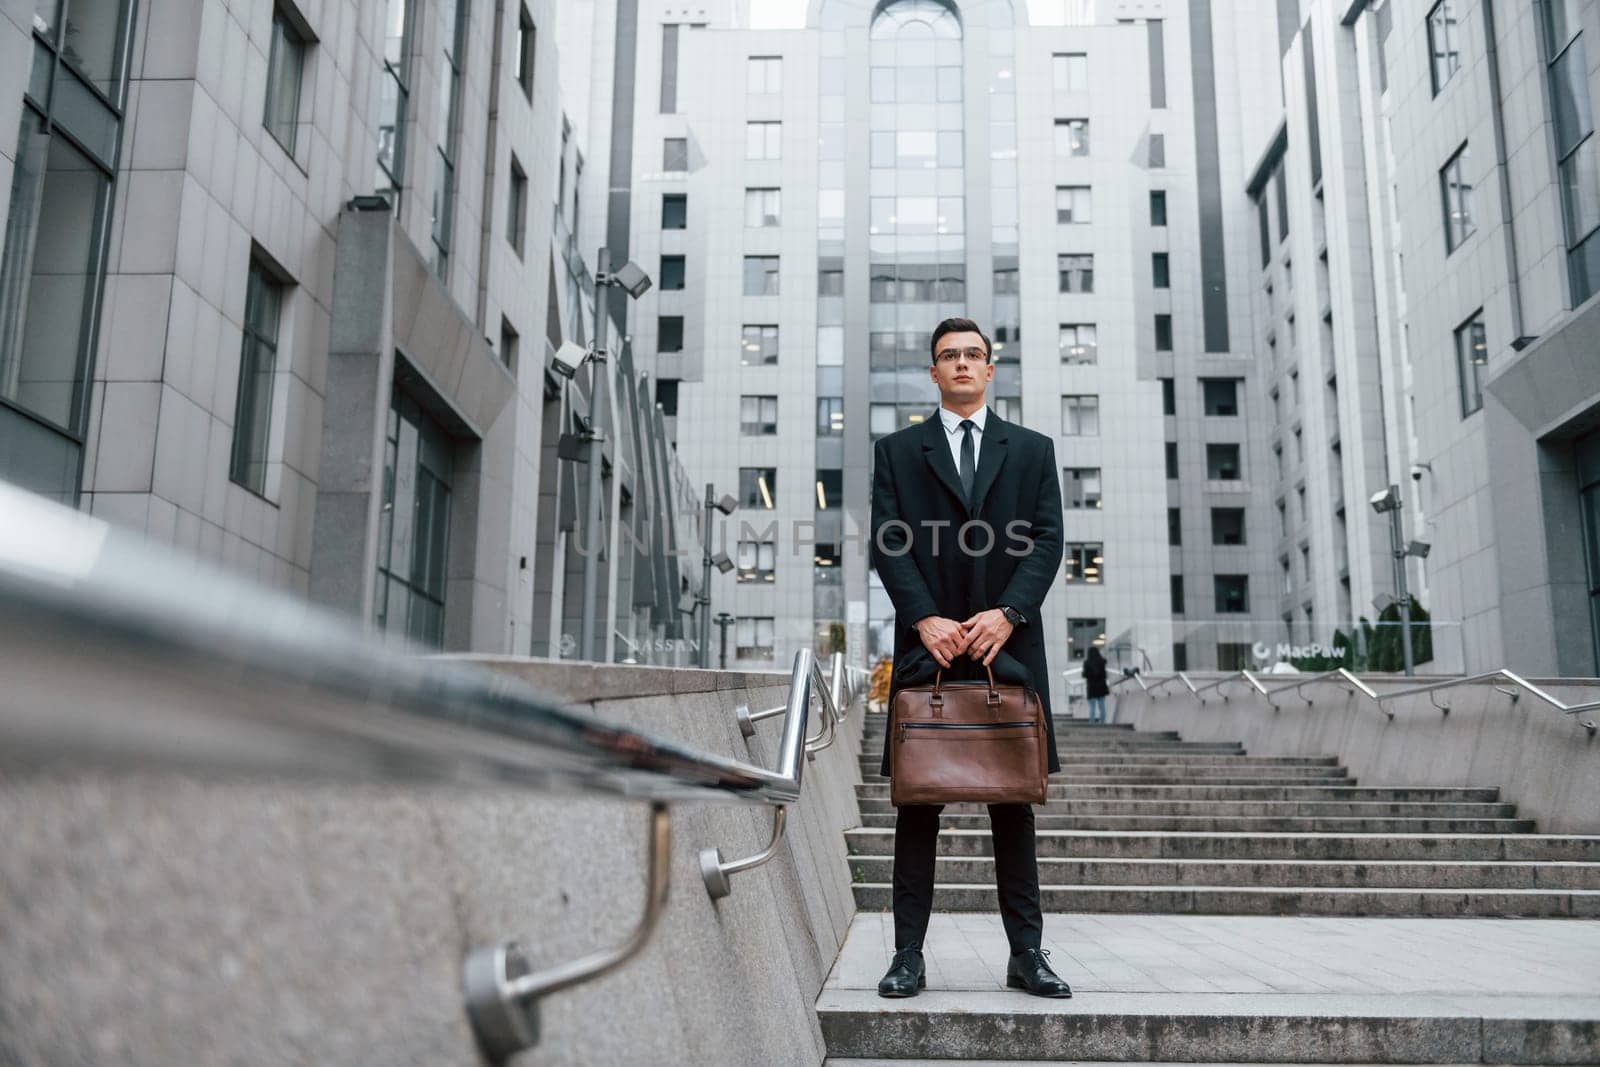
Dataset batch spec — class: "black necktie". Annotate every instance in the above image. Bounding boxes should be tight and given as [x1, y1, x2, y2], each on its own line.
[958, 419, 976, 504]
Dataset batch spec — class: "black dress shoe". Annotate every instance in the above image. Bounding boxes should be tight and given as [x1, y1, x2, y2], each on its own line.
[877, 947, 926, 998]
[1006, 947, 1072, 998]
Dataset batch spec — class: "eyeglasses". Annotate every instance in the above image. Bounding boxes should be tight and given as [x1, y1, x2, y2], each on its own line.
[934, 346, 989, 364]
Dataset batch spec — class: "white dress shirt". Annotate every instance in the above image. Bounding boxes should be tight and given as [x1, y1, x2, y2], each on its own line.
[937, 404, 988, 472]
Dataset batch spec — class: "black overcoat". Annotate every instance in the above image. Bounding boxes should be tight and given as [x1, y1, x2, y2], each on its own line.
[869, 407, 1064, 777]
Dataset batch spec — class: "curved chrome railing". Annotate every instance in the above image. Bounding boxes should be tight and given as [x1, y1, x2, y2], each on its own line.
[705, 651, 866, 899]
[0, 483, 866, 1063]
[1118, 665, 1600, 735]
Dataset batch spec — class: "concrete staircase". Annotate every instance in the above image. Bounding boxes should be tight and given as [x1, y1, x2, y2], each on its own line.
[819, 716, 1600, 1063]
[847, 718, 1600, 918]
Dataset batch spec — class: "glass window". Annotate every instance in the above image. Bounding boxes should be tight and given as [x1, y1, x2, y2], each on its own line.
[1168, 507, 1182, 545]
[1161, 377, 1176, 415]
[1212, 507, 1247, 545]
[1057, 254, 1094, 293]
[1053, 52, 1087, 92]
[1202, 377, 1240, 415]
[1440, 142, 1475, 252]
[748, 55, 782, 94]
[499, 316, 518, 372]
[1063, 543, 1104, 584]
[1207, 443, 1242, 480]
[737, 538, 776, 582]
[659, 254, 685, 290]
[264, 6, 307, 155]
[1063, 467, 1101, 509]
[228, 259, 284, 495]
[1151, 189, 1167, 226]
[658, 315, 683, 352]
[1166, 441, 1179, 479]
[429, 0, 469, 277]
[1066, 618, 1105, 661]
[663, 137, 688, 171]
[1155, 313, 1173, 351]
[1152, 252, 1170, 288]
[740, 466, 777, 509]
[1454, 310, 1486, 416]
[375, 388, 454, 648]
[746, 120, 781, 160]
[743, 255, 779, 295]
[516, 4, 535, 100]
[0, 116, 110, 435]
[736, 616, 776, 660]
[377, 0, 416, 192]
[507, 154, 526, 255]
[815, 468, 842, 510]
[662, 192, 687, 228]
[1059, 323, 1097, 364]
[818, 266, 844, 295]
[655, 377, 679, 415]
[816, 325, 843, 365]
[1149, 132, 1165, 168]
[1170, 575, 1184, 615]
[741, 324, 778, 365]
[1257, 192, 1271, 266]
[817, 396, 844, 436]
[1428, 0, 1461, 95]
[1055, 185, 1091, 223]
[1062, 394, 1099, 436]
[740, 394, 778, 435]
[744, 187, 781, 227]
[1215, 574, 1250, 613]
[1054, 118, 1089, 157]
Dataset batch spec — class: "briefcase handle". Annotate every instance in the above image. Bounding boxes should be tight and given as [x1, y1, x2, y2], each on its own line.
[930, 665, 1002, 712]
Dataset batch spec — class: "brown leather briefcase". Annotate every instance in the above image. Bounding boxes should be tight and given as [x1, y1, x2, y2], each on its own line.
[888, 665, 1048, 806]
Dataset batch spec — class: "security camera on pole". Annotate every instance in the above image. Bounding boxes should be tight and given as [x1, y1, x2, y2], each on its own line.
[565, 248, 651, 663]
[1369, 484, 1432, 677]
[700, 485, 736, 667]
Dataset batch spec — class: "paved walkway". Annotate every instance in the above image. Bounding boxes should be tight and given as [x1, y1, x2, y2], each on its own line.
[825, 912, 1600, 1000]
[818, 913, 1600, 1062]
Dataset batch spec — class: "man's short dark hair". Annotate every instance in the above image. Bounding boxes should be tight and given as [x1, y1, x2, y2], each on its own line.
[929, 317, 992, 364]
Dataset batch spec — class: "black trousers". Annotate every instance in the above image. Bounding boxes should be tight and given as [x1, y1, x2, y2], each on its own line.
[892, 802, 1043, 955]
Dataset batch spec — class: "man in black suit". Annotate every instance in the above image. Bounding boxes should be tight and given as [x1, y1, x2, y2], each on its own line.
[869, 317, 1071, 1000]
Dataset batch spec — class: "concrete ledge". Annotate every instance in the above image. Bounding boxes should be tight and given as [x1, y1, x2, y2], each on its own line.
[1113, 674, 1600, 834]
[0, 661, 861, 1065]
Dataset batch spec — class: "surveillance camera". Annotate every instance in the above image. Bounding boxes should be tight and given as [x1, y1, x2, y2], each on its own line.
[1411, 466, 1424, 482]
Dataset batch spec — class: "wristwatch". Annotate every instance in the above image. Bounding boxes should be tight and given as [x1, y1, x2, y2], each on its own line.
[999, 605, 1026, 627]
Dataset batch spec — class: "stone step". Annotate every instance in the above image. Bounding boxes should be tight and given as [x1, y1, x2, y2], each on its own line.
[853, 798, 1517, 818]
[827, 1060, 1485, 1066]
[820, 913, 1600, 1063]
[842, 828, 1600, 862]
[861, 753, 1340, 767]
[863, 774, 1364, 788]
[845, 855, 1600, 890]
[852, 783, 1499, 802]
[850, 882, 1600, 917]
[817, 987, 1600, 1062]
[856, 813, 1538, 833]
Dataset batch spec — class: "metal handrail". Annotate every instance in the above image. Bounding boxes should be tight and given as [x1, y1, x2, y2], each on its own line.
[706, 653, 870, 898]
[0, 483, 862, 1063]
[1128, 664, 1600, 735]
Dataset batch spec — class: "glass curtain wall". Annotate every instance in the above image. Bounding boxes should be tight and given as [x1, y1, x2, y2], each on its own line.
[0, 0, 134, 502]
[375, 386, 455, 647]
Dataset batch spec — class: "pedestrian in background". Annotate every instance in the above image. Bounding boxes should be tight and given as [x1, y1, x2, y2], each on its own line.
[1083, 645, 1109, 723]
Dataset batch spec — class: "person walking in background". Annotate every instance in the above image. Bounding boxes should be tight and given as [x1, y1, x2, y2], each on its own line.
[1083, 645, 1109, 723]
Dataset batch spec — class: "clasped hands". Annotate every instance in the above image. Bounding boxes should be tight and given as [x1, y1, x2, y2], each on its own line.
[915, 609, 1013, 669]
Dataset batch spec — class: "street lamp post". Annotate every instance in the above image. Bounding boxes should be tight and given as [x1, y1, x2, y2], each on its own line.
[1369, 485, 1431, 677]
[699, 484, 736, 668]
[575, 248, 651, 662]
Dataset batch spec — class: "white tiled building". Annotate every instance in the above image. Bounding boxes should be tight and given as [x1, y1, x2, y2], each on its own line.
[1260, 0, 1600, 675]
[594, 0, 1287, 710]
[0, 0, 703, 659]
